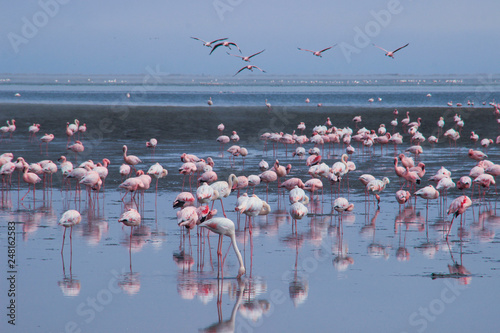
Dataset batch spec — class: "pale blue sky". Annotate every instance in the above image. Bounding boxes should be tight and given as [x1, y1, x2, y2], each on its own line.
[0, 0, 498, 75]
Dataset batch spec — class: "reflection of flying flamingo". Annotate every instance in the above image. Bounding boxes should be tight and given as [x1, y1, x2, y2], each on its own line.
[59, 210, 82, 254]
[372, 43, 409, 58]
[199, 217, 246, 279]
[297, 45, 336, 57]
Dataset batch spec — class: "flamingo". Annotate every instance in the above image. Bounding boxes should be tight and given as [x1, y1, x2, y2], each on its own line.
[372, 43, 409, 58]
[366, 177, 390, 207]
[191, 36, 228, 48]
[247, 175, 261, 194]
[146, 138, 157, 156]
[198, 217, 246, 279]
[123, 145, 142, 169]
[395, 190, 411, 207]
[446, 196, 472, 238]
[207, 97, 213, 106]
[173, 192, 195, 208]
[468, 149, 487, 161]
[210, 174, 238, 217]
[234, 65, 266, 76]
[119, 164, 131, 179]
[29, 123, 41, 141]
[227, 49, 265, 62]
[289, 202, 308, 234]
[21, 165, 41, 200]
[118, 208, 142, 241]
[297, 45, 336, 57]
[67, 141, 84, 162]
[265, 99, 272, 111]
[40, 133, 54, 155]
[210, 41, 241, 54]
[59, 210, 82, 253]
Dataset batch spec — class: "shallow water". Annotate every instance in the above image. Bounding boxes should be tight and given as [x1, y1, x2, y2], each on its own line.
[1, 100, 499, 333]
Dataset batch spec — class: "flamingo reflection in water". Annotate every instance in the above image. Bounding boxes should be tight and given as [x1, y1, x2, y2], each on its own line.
[200, 279, 245, 333]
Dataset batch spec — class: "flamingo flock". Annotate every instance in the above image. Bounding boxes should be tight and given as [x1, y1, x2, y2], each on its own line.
[0, 97, 499, 283]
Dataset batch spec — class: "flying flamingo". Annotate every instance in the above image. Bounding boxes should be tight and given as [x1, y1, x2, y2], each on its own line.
[297, 45, 336, 57]
[191, 36, 228, 48]
[210, 41, 241, 55]
[198, 217, 245, 279]
[227, 49, 265, 62]
[59, 210, 82, 254]
[234, 65, 266, 76]
[372, 43, 409, 58]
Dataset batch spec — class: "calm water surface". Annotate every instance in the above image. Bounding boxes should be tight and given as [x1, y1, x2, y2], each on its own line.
[0, 83, 500, 332]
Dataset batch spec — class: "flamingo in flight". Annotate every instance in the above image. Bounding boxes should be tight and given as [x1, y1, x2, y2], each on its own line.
[210, 41, 241, 55]
[191, 36, 228, 48]
[227, 49, 265, 62]
[234, 65, 266, 76]
[372, 43, 409, 58]
[297, 45, 336, 57]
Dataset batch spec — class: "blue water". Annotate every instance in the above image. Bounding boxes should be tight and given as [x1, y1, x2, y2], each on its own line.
[1, 74, 499, 107]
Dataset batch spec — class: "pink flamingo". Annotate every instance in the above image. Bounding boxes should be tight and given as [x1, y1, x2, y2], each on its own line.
[67, 141, 84, 162]
[21, 165, 41, 201]
[446, 196, 472, 238]
[210, 174, 238, 217]
[289, 202, 308, 234]
[233, 65, 266, 76]
[173, 192, 195, 208]
[333, 197, 354, 223]
[119, 208, 142, 240]
[298, 45, 336, 57]
[123, 145, 142, 170]
[40, 134, 54, 155]
[259, 170, 277, 199]
[198, 217, 245, 279]
[29, 123, 40, 141]
[59, 210, 82, 253]
[227, 49, 265, 62]
[372, 43, 409, 58]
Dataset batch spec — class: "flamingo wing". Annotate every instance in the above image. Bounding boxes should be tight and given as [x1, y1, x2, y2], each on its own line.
[191, 37, 207, 43]
[372, 44, 389, 53]
[252, 66, 266, 73]
[298, 47, 316, 53]
[227, 52, 244, 59]
[233, 66, 248, 76]
[392, 43, 409, 53]
[210, 37, 228, 44]
[248, 49, 265, 58]
[319, 45, 336, 53]
[228, 42, 242, 53]
[210, 42, 224, 55]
